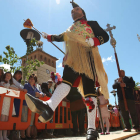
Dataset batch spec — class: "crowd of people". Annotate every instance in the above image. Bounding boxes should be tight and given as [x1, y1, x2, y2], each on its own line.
[0, 67, 140, 140]
[0, 68, 54, 140]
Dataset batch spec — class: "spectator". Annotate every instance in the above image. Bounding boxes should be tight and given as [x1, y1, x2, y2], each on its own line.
[108, 104, 116, 115]
[12, 70, 24, 90]
[66, 87, 86, 136]
[112, 70, 140, 132]
[47, 79, 53, 94]
[12, 70, 27, 117]
[0, 72, 18, 140]
[41, 82, 51, 97]
[47, 80, 54, 136]
[97, 87, 110, 135]
[21, 74, 45, 139]
[35, 83, 42, 92]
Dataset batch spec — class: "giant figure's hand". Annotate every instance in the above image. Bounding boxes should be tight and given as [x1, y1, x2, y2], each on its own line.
[42, 32, 48, 39]
[85, 38, 94, 47]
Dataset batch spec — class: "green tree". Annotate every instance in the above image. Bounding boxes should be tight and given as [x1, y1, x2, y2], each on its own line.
[22, 38, 44, 84]
[21, 58, 44, 85]
[0, 40, 44, 84]
[134, 82, 140, 90]
[26, 38, 37, 55]
[0, 45, 21, 73]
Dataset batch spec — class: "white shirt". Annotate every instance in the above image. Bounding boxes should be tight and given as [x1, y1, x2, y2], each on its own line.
[12, 78, 24, 89]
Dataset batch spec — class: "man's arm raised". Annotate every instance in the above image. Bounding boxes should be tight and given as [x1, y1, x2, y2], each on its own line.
[42, 32, 65, 42]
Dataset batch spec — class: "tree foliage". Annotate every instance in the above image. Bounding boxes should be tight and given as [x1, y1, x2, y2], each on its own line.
[0, 45, 21, 73]
[26, 38, 37, 55]
[0, 39, 44, 84]
[21, 58, 44, 84]
[134, 82, 140, 90]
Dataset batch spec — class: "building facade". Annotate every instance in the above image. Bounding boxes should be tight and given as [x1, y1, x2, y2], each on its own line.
[21, 48, 58, 84]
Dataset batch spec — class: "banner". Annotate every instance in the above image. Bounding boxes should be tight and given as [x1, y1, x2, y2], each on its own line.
[0, 87, 20, 97]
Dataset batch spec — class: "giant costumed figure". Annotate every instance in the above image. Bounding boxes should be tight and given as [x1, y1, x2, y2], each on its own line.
[25, 1, 109, 140]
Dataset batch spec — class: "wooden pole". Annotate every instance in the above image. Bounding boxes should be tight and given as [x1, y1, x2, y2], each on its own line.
[105, 24, 128, 111]
[114, 48, 128, 111]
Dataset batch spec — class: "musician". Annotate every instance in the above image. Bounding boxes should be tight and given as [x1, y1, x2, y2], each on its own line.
[112, 70, 139, 132]
[25, 1, 109, 140]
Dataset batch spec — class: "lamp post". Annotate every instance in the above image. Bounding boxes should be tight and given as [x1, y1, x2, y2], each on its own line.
[110, 90, 117, 105]
[20, 29, 41, 83]
[20, 28, 41, 53]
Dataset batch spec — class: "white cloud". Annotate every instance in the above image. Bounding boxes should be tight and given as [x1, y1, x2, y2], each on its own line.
[56, 58, 61, 63]
[57, 63, 62, 68]
[102, 56, 115, 63]
[0, 64, 10, 71]
[56, 0, 60, 4]
[109, 93, 113, 96]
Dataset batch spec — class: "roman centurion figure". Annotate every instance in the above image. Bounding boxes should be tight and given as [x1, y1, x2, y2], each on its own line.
[25, 1, 109, 140]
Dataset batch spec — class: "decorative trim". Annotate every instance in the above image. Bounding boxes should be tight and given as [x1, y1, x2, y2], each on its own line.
[62, 80, 72, 86]
[98, 36, 104, 44]
[51, 36, 55, 41]
[84, 93, 97, 98]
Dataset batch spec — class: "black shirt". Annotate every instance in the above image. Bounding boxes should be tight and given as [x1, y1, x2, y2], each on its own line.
[112, 76, 135, 101]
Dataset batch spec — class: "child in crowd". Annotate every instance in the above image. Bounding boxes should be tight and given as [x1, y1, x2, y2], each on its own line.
[108, 104, 116, 115]
[97, 87, 110, 135]
[0, 72, 18, 140]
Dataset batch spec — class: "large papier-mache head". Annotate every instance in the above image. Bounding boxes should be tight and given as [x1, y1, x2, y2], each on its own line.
[70, 0, 87, 20]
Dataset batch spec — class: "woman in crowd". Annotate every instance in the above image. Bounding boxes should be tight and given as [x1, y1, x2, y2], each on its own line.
[12, 70, 27, 116]
[10, 70, 27, 139]
[97, 87, 110, 135]
[21, 74, 45, 139]
[0, 72, 18, 140]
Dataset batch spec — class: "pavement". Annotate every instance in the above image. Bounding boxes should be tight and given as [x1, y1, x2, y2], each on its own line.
[31, 130, 140, 140]
[126, 134, 140, 140]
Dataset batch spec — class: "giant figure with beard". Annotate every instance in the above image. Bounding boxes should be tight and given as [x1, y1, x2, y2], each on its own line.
[25, 1, 109, 140]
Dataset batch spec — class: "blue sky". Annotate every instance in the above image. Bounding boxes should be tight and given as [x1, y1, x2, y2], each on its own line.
[0, 0, 140, 105]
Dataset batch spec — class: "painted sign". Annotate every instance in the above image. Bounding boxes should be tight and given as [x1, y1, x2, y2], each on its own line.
[0, 87, 20, 97]
[55, 124, 63, 128]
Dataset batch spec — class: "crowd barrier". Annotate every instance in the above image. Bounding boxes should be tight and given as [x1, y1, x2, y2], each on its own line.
[0, 87, 32, 130]
[34, 97, 73, 130]
[0, 87, 120, 131]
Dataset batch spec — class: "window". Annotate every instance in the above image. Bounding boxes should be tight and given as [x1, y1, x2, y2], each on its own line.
[52, 61, 54, 67]
[48, 59, 50, 64]
[34, 55, 36, 59]
[44, 57, 47, 61]
[30, 56, 32, 60]
[23, 60, 25, 65]
[40, 55, 42, 60]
